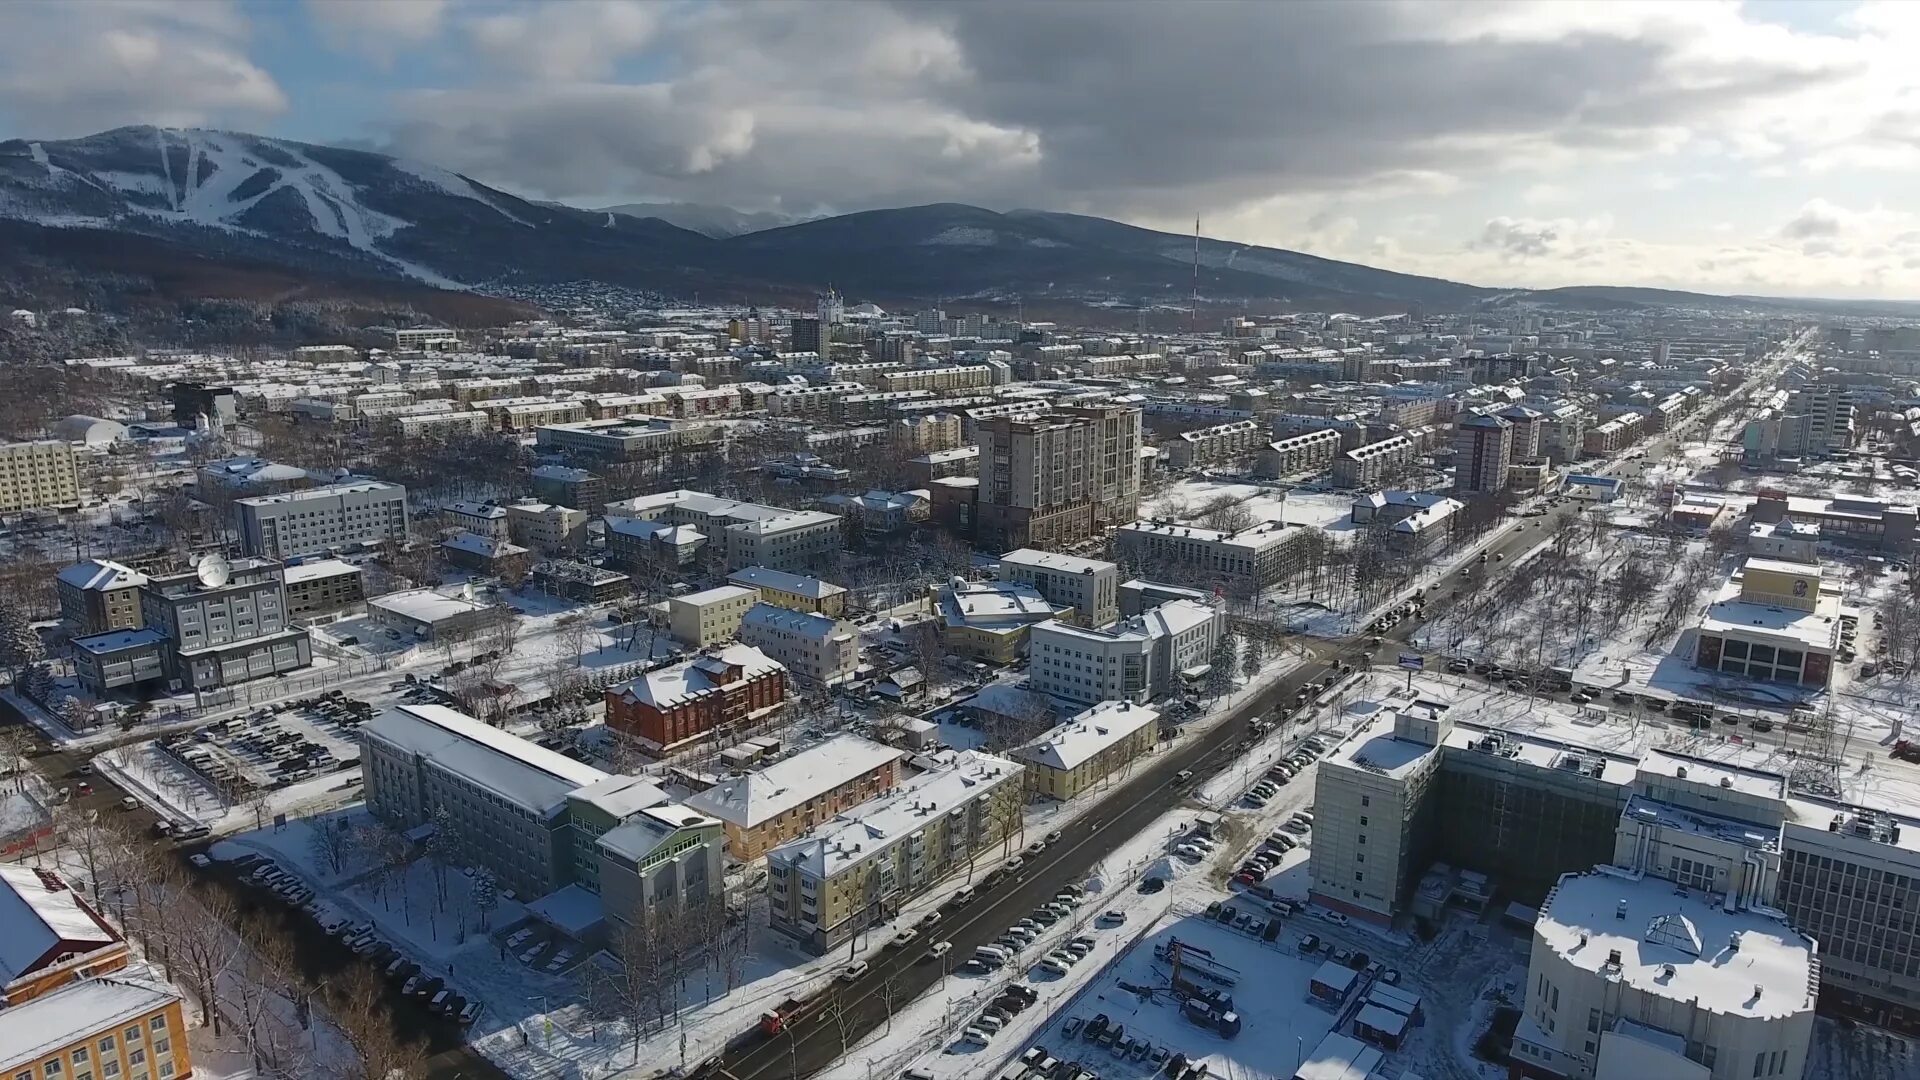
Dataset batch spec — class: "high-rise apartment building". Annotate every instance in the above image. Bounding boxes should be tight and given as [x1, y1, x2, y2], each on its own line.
[789, 316, 823, 355]
[0, 440, 83, 514]
[978, 405, 1142, 549]
[1453, 413, 1513, 495]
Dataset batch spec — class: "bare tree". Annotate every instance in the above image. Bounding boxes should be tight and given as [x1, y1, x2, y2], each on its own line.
[326, 966, 433, 1080]
[307, 815, 355, 877]
[162, 885, 245, 1035]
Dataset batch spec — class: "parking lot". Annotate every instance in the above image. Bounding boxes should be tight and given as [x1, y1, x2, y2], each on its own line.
[155, 692, 368, 799]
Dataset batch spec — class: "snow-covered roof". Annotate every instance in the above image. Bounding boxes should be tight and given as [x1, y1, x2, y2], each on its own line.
[440, 531, 529, 558]
[0, 976, 180, 1071]
[685, 734, 903, 829]
[525, 884, 604, 937]
[56, 559, 146, 592]
[237, 479, 401, 505]
[1014, 700, 1159, 772]
[69, 627, 167, 655]
[725, 509, 839, 536]
[1537, 868, 1815, 1020]
[612, 644, 785, 711]
[741, 603, 850, 643]
[934, 579, 1066, 631]
[727, 565, 846, 600]
[597, 804, 723, 864]
[765, 750, 1023, 879]
[363, 703, 608, 816]
[281, 558, 361, 585]
[369, 586, 493, 625]
[444, 500, 509, 520]
[568, 774, 669, 820]
[999, 548, 1115, 576]
[674, 584, 757, 608]
[0, 865, 119, 988]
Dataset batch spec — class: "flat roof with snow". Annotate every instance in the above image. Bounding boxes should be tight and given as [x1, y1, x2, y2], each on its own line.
[999, 548, 1116, 576]
[369, 587, 494, 625]
[282, 558, 361, 584]
[1537, 868, 1815, 1020]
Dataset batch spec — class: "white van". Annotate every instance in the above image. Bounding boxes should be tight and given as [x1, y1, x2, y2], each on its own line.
[974, 945, 1010, 965]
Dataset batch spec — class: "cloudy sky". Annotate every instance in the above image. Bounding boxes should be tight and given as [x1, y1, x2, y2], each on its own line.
[3, 0, 1919, 300]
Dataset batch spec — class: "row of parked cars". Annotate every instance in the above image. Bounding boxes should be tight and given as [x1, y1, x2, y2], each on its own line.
[1233, 813, 1311, 886]
[1057, 1014, 1212, 1077]
[224, 853, 481, 1025]
[957, 982, 1040, 1047]
[1296, 931, 1399, 985]
[964, 883, 1089, 977]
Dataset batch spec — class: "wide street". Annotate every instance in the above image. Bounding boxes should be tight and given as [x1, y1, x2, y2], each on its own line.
[700, 346, 1799, 1080]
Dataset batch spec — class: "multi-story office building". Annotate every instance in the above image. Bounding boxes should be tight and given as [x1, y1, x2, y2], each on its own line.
[977, 406, 1143, 549]
[1112, 518, 1308, 590]
[281, 558, 365, 621]
[605, 645, 787, 753]
[726, 565, 849, 617]
[506, 501, 588, 553]
[236, 480, 409, 559]
[1027, 597, 1223, 705]
[56, 559, 147, 635]
[1540, 405, 1587, 463]
[1161, 418, 1264, 469]
[685, 735, 903, 859]
[604, 490, 840, 573]
[736, 603, 859, 686]
[72, 557, 312, 695]
[361, 703, 722, 938]
[765, 750, 1024, 953]
[1310, 686, 1920, 1036]
[531, 465, 604, 511]
[0, 440, 83, 515]
[666, 585, 759, 648]
[0, 976, 192, 1080]
[1453, 413, 1513, 495]
[1331, 435, 1416, 489]
[1512, 868, 1816, 1080]
[1013, 700, 1159, 801]
[997, 549, 1119, 628]
[1253, 428, 1344, 479]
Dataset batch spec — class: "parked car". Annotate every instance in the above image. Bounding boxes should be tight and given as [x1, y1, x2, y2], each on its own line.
[838, 961, 869, 982]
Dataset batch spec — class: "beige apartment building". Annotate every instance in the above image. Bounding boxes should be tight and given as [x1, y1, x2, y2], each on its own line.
[1014, 700, 1160, 801]
[666, 584, 759, 647]
[726, 565, 850, 617]
[685, 735, 903, 860]
[765, 751, 1025, 953]
[0, 440, 83, 514]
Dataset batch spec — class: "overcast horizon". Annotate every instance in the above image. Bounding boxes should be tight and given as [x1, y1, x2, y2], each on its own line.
[4, 1, 1919, 302]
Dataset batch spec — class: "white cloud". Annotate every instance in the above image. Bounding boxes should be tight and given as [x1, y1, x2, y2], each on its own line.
[0, 1, 285, 136]
[307, 0, 449, 63]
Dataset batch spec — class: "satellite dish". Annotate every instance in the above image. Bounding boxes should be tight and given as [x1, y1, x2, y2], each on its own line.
[197, 553, 232, 588]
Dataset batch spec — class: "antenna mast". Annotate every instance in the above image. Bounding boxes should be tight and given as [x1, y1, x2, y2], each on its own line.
[1191, 217, 1200, 333]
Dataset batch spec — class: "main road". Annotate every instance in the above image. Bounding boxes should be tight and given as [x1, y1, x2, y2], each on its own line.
[699, 344, 1798, 1080]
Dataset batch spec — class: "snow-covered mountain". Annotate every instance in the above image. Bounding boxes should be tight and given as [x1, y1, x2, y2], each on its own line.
[0, 126, 725, 292]
[0, 125, 1510, 312]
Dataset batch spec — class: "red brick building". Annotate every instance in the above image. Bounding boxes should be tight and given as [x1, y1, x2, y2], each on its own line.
[606, 644, 786, 753]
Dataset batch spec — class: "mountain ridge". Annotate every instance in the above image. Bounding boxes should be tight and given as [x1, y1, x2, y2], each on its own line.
[2, 125, 1910, 318]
